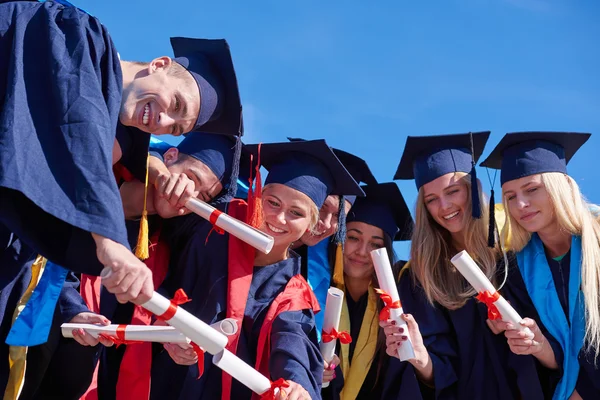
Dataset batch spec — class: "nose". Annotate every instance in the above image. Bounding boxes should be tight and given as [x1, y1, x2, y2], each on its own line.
[356, 242, 369, 257]
[439, 195, 452, 210]
[516, 195, 529, 210]
[276, 211, 286, 224]
[321, 213, 333, 231]
[157, 112, 176, 132]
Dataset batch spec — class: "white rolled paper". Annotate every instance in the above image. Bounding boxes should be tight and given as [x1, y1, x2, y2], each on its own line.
[61, 323, 190, 343]
[210, 318, 238, 336]
[212, 349, 273, 395]
[319, 287, 344, 388]
[140, 291, 228, 354]
[185, 198, 274, 254]
[451, 250, 532, 334]
[371, 248, 415, 361]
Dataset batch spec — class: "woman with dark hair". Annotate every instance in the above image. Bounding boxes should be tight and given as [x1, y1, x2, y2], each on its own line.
[322, 182, 413, 400]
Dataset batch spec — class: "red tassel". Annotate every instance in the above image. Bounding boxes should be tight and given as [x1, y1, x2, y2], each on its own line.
[247, 145, 264, 229]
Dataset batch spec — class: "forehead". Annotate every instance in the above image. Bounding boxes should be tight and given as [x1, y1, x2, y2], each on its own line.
[321, 195, 340, 211]
[423, 172, 465, 195]
[346, 221, 384, 238]
[264, 183, 313, 209]
[501, 174, 543, 191]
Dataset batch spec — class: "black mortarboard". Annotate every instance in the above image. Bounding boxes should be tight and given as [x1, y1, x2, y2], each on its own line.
[170, 37, 243, 136]
[244, 140, 365, 209]
[479, 131, 591, 185]
[346, 182, 414, 241]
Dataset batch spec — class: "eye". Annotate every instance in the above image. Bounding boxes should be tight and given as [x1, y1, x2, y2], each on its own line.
[370, 242, 382, 250]
[527, 187, 538, 194]
[347, 236, 358, 242]
[267, 199, 280, 208]
[448, 189, 459, 195]
[425, 198, 437, 205]
[174, 96, 181, 112]
[290, 209, 305, 217]
[506, 194, 516, 201]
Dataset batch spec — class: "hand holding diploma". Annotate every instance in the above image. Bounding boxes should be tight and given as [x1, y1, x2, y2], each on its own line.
[450, 250, 532, 336]
[370, 248, 415, 361]
[319, 287, 349, 388]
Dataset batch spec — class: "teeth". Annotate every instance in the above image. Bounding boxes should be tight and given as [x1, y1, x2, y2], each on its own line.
[142, 104, 149, 126]
[443, 211, 459, 220]
[313, 231, 324, 236]
[267, 223, 284, 233]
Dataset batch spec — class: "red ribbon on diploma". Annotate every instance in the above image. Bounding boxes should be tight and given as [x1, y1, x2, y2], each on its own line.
[97, 325, 145, 347]
[260, 378, 290, 400]
[322, 328, 352, 344]
[375, 288, 402, 321]
[156, 289, 191, 321]
[209, 209, 225, 234]
[190, 342, 205, 379]
[475, 290, 501, 320]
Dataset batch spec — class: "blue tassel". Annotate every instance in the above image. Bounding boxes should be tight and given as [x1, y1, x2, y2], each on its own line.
[214, 137, 242, 205]
[470, 163, 482, 219]
[488, 189, 496, 247]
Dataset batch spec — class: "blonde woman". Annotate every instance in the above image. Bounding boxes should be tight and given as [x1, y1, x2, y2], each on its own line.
[481, 131, 599, 400]
[150, 140, 364, 400]
[382, 132, 548, 399]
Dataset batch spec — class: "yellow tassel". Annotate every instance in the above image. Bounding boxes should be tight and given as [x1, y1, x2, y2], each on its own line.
[332, 242, 345, 290]
[135, 153, 150, 260]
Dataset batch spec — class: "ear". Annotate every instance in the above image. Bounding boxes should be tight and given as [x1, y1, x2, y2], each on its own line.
[148, 56, 173, 74]
[163, 147, 179, 166]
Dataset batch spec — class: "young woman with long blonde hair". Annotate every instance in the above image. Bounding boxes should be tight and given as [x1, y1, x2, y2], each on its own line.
[482, 131, 599, 400]
[382, 132, 548, 399]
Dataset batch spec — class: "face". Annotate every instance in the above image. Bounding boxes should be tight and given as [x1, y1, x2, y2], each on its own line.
[260, 184, 314, 248]
[120, 57, 200, 136]
[422, 173, 469, 235]
[300, 195, 349, 246]
[343, 221, 385, 280]
[163, 148, 223, 202]
[502, 174, 556, 233]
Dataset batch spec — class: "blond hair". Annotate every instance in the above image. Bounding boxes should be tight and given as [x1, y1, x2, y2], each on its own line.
[410, 173, 500, 310]
[501, 172, 600, 357]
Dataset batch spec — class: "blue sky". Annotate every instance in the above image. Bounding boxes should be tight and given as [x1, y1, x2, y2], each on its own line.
[78, 0, 600, 258]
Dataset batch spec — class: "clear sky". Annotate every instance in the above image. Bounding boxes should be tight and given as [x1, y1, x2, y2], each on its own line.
[78, 0, 600, 259]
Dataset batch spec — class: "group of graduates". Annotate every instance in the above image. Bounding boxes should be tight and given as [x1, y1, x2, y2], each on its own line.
[0, 1, 599, 399]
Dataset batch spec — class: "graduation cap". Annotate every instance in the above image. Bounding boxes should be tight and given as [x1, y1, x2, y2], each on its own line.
[244, 139, 365, 209]
[347, 182, 414, 241]
[394, 131, 491, 219]
[170, 37, 243, 136]
[479, 131, 591, 185]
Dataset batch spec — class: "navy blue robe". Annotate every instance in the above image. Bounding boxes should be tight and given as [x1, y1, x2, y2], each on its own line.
[150, 213, 323, 400]
[382, 258, 547, 400]
[0, 0, 127, 275]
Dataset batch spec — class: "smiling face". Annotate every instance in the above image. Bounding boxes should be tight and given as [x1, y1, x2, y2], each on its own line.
[502, 174, 556, 234]
[300, 195, 350, 246]
[120, 57, 200, 136]
[260, 184, 315, 249]
[422, 172, 470, 236]
[162, 148, 223, 202]
[343, 221, 385, 280]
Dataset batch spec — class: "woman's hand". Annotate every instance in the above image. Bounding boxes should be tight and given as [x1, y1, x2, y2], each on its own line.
[276, 380, 311, 400]
[501, 317, 558, 369]
[163, 342, 198, 366]
[323, 354, 340, 384]
[69, 312, 114, 347]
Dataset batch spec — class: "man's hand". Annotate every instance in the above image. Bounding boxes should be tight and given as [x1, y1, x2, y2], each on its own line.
[154, 171, 197, 217]
[93, 234, 153, 305]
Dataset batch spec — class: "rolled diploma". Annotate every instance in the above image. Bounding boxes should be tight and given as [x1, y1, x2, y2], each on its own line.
[213, 349, 273, 395]
[370, 248, 415, 361]
[319, 287, 344, 388]
[211, 318, 238, 336]
[141, 292, 228, 354]
[185, 198, 274, 254]
[61, 324, 189, 343]
[450, 250, 531, 334]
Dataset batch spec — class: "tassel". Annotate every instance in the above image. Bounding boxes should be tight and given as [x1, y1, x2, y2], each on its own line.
[333, 196, 346, 245]
[135, 153, 150, 260]
[332, 242, 345, 290]
[214, 137, 242, 205]
[247, 145, 264, 228]
[487, 189, 496, 248]
[470, 162, 482, 219]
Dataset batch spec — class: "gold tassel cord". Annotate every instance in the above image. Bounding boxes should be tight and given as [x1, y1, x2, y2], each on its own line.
[135, 153, 150, 260]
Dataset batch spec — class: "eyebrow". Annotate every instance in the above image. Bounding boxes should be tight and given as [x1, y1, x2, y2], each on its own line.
[348, 227, 385, 241]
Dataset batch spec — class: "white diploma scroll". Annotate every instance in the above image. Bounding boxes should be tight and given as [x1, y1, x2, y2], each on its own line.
[212, 349, 273, 396]
[100, 268, 228, 354]
[140, 292, 228, 354]
[210, 318, 238, 336]
[451, 250, 532, 334]
[61, 324, 189, 343]
[185, 198, 274, 254]
[370, 248, 416, 361]
[319, 287, 344, 388]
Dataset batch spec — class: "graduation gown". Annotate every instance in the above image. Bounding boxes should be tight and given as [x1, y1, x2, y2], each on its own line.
[0, 0, 127, 275]
[322, 288, 389, 400]
[383, 260, 547, 400]
[514, 234, 599, 399]
[150, 202, 323, 400]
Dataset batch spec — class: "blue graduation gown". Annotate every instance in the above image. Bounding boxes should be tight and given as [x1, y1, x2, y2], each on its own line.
[150, 213, 323, 400]
[384, 259, 547, 400]
[0, 0, 127, 275]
